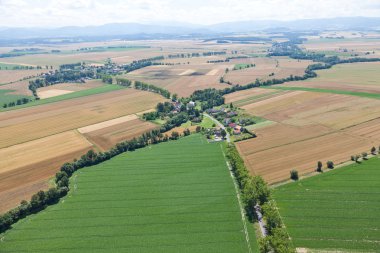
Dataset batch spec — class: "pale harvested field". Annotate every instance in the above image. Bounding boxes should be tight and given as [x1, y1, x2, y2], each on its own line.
[178, 69, 195, 75]
[0, 69, 47, 84]
[126, 64, 230, 97]
[224, 57, 312, 85]
[37, 80, 104, 99]
[282, 62, 380, 93]
[233, 88, 380, 183]
[84, 118, 158, 151]
[0, 89, 164, 148]
[0, 131, 93, 213]
[237, 131, 375, 183]
[38, 89, 74, 99]
[78, 114, 138, 133]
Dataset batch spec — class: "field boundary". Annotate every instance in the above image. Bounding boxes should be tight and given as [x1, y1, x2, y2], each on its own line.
[221, 145, 252, 253]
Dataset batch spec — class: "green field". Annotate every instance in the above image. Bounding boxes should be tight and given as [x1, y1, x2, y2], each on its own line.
[0, 89, 31, 105]
[0, 135, 258, 253]
[273, 157, 380, 252]
[0, 84, 124, 112]
[266, 86, 380, 100]
[234, 64, 253, 70]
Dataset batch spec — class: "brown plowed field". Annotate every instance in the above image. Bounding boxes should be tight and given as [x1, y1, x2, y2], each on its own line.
[0, 131, 93, 213]
[125, 64, 230, 97]
[83, 118, 158, 151]
[224, 57, 312, 85]
[0, 89, 164, 148]
[233, 88, 380, 184]
[241, 91, 380, 129]
[237, 132, 375, 183]
[0, 88, 163, 213]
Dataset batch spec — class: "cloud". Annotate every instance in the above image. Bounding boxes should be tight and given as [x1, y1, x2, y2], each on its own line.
[0, 0, 378, 27]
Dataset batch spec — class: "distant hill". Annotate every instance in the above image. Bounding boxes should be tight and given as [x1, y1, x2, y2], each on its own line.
[0, 17, 379, 40]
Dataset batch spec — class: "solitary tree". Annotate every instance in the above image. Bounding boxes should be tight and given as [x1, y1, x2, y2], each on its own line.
[316, 161, 323, 172]
[327, 161, 334, 169]
[290, 170, 299, 180]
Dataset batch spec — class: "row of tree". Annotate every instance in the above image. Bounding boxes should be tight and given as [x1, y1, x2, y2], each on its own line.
[2, 97, 31, 109]
[0, 112, 194, 233]
[227, 145, 295, 253]
[134, 81, 171, 99]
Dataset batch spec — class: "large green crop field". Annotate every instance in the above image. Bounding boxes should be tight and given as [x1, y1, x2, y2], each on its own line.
[273, 157, 380, 252]
[0, 134, 258, 253]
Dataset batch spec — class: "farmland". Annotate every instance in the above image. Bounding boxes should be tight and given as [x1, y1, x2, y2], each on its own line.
[0, 88, 163, 148]
[0, 88, 165, 212]
[230, 85, 380, 183]
[81, 116, 158, 151]
[0, 89, 31, 105]
[280, 62, 380, 94]
[0, 131, 93, 213]
[0, 134, 259, 253]
[224, 57, 312, 85]
[125, 63, 230, 97]
[273, 157, 380, 252]
[37, 80, 104, 99]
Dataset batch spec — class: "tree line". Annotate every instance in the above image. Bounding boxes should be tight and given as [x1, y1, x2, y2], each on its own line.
[134, 81, 171, 99]
[227, 145, 294, 253]
[0, 111, 193, 234]
[2, 97, 31, 109]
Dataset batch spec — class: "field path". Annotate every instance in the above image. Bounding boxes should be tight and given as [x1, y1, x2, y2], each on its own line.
[221, 146, 252, 253]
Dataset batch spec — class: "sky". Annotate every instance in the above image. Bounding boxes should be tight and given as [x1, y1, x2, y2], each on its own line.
[0, 0, 379, 27]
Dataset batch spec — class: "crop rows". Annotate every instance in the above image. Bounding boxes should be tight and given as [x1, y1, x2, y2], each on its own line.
[274, 158, 380, 252]
[1, 135, 258, 253]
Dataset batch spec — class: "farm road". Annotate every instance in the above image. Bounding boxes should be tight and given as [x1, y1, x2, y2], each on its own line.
[203, 113, 230, 142]
[209, 112, 267, 237]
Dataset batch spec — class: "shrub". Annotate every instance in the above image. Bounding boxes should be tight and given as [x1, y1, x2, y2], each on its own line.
[316, 161, 323, 172]
[290, 170, 299, 180]
[371, 147, 376, 155]
[362, 152, 368, 160]
[327, 161, 334, 169]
